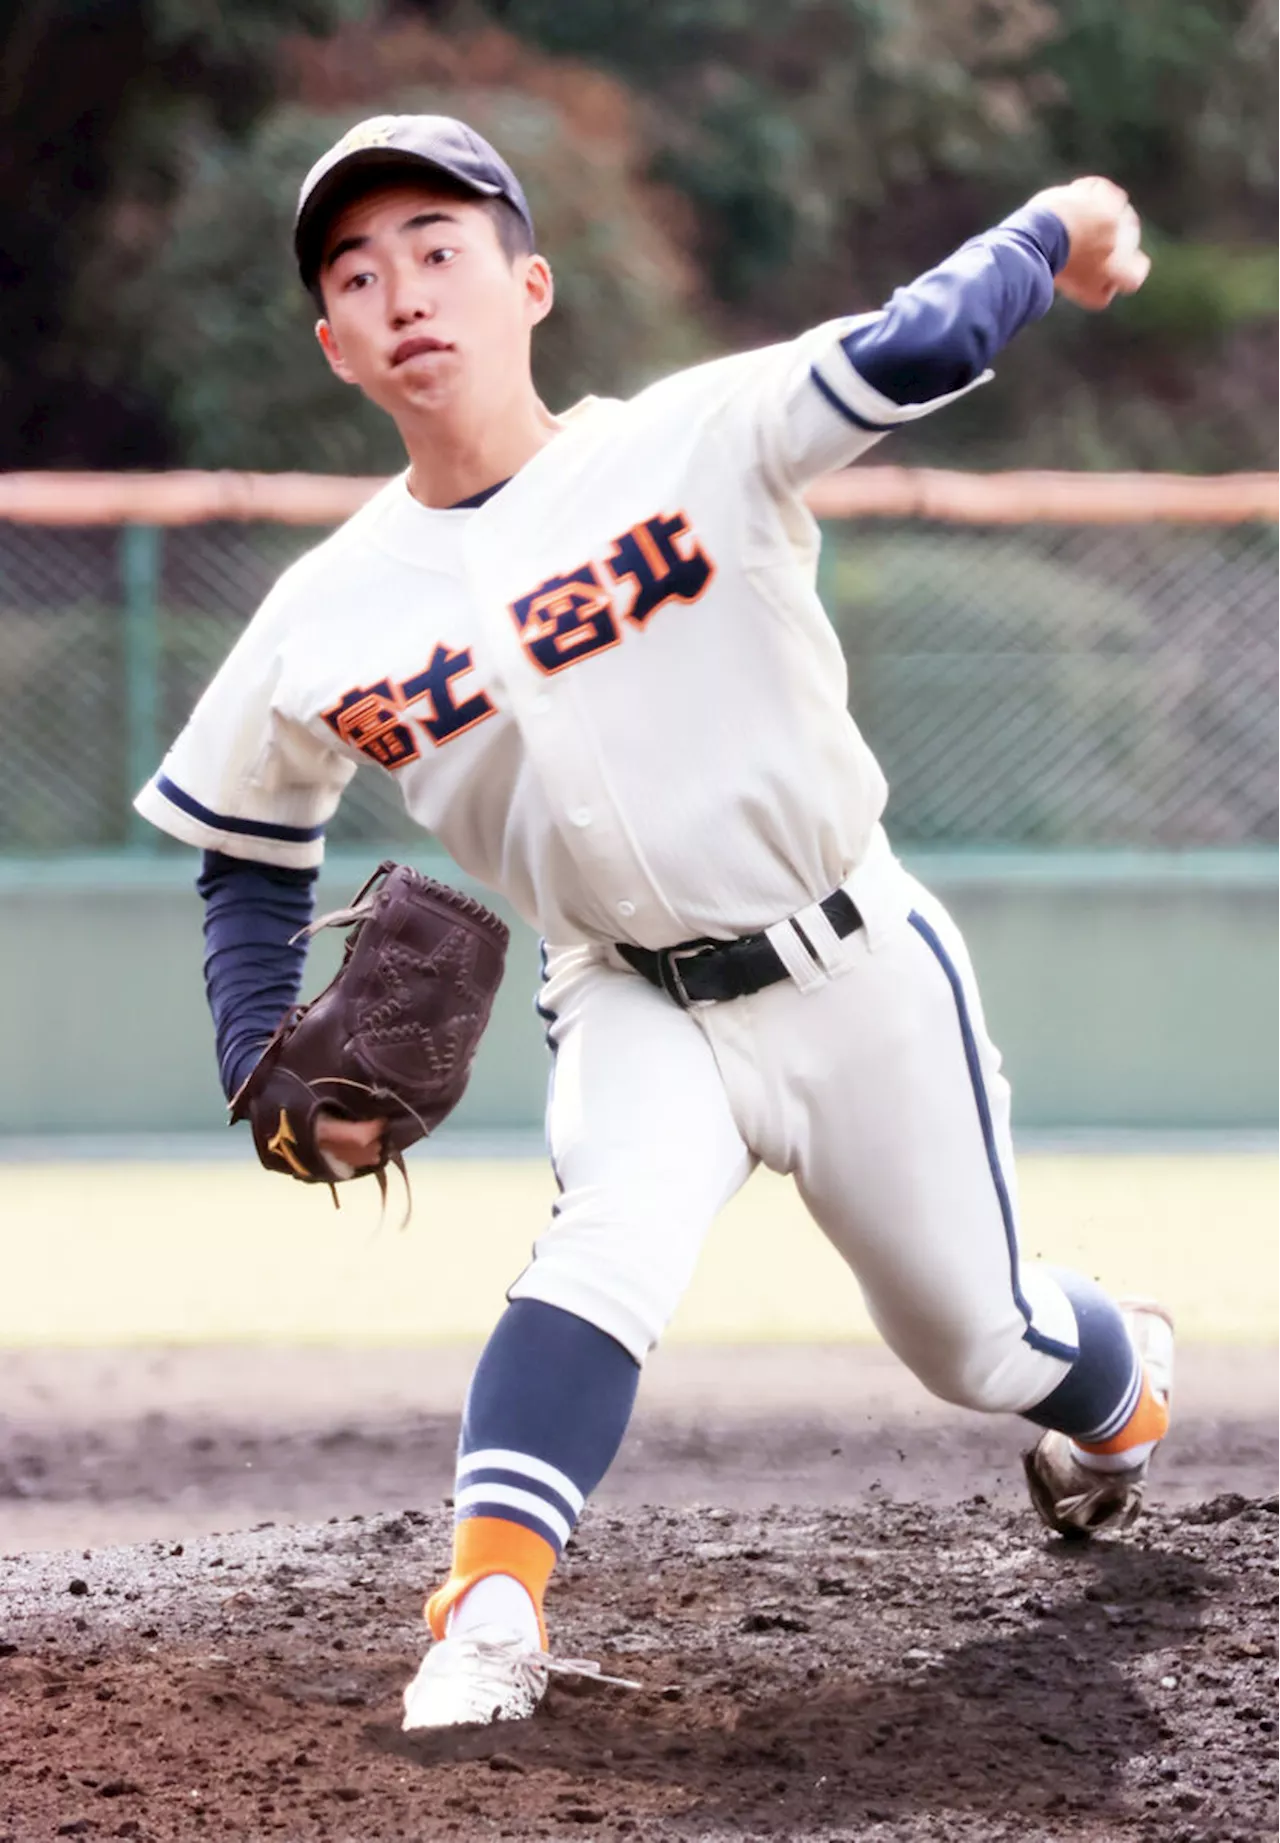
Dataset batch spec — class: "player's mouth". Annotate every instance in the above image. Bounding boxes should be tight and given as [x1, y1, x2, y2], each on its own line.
[390, 335, 454, 368]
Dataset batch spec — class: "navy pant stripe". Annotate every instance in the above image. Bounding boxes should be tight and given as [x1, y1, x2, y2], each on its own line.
[908, 910, 1079, 1366]
[535, 940, 565, 1205]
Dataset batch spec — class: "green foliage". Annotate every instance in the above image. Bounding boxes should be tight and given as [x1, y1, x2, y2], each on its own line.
[486, 0, 1277, 467]
[1111, 238, 1278, 343]
[7, 0, 1277, 469]
[1032, 0, 1278, 224]
[83, 80, 709, 471]
[94, 109, 408, 473]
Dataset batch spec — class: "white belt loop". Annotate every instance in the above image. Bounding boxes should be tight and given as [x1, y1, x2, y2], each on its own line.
[791, 899, 852, 975]
[841, 824, 907, 951]
[763, 917, 828, 993]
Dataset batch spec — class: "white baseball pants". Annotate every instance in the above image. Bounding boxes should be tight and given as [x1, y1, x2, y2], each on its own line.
[508, 828, 1081, 1416]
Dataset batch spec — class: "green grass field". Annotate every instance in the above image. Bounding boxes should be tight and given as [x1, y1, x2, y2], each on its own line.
[4, 1150, 1275, 1346]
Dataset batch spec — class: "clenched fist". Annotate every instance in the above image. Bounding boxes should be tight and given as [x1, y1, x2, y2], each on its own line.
[1028, 176, 1151, 310]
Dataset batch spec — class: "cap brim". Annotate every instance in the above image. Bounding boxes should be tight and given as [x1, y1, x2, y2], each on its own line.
[295, 149, 503, 288]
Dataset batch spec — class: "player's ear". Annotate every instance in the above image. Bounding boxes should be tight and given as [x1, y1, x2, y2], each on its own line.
[317, 318, 359, 386]
[524, 255, 554, 330]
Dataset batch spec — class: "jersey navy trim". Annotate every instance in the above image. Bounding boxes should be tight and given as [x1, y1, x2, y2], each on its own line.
[908, 910, 1080, 1366]
[808, 365, 890, 432]
[156, 773, 326, 844]
[449, 477, 511, 509]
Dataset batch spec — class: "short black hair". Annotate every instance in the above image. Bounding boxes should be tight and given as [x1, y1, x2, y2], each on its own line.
[308, 179, 535, 315]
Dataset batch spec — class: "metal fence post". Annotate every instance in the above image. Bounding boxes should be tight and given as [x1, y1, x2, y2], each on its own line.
[121, 522, 162, 849]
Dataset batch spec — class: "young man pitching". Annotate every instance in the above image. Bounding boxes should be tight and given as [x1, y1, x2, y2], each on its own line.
[137, 114, 1173, 1729]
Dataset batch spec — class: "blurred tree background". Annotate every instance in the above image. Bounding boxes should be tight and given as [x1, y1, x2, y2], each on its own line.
[1, 0, 1274, 475]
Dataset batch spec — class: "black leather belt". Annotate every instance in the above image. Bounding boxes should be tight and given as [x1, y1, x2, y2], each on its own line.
[617, 888, 862, 1010]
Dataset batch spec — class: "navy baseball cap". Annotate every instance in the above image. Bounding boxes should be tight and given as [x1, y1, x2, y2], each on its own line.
[294, 114, 535, 289]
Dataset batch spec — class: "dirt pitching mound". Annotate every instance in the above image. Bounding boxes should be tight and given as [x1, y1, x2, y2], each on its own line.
[2, 1494, 1276, 1843]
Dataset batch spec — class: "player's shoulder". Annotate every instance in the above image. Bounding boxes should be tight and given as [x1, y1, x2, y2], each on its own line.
[612, 318, 872, 430]
[534, 352, 784, 477]
[626, 343, 788, 418]
[251, 474, 409, 621]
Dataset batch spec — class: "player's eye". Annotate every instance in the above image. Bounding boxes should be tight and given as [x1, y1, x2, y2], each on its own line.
[342, 270, 376, 293]
[425, 246, 458, 266]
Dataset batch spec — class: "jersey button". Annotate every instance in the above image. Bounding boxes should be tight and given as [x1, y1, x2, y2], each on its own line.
[617, 900, 636, 918]
[570, 807, 592, 828]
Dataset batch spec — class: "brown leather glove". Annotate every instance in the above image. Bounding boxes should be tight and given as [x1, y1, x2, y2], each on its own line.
[229, 860, 509, 1197]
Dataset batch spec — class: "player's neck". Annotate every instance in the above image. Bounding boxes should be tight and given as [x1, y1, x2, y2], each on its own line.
[400, 394, 561, 510]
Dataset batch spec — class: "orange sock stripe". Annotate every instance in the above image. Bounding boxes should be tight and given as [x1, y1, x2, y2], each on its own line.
[1078, 1368, 1170, 1456]
[424, 1515, 556, 1646]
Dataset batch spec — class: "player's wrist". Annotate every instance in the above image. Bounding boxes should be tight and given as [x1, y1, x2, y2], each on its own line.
[998, 204, 1070, 277]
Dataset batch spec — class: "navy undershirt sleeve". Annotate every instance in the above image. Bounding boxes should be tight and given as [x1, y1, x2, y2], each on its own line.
[196, 849, 317, 1102]
[842, 205, 1069, 407]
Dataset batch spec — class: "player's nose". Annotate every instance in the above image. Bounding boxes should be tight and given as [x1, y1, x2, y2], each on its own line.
[384, 264, 436, 329]
[387, 293, 433, 329]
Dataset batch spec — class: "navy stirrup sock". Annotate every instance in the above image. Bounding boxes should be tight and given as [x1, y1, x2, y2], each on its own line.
[1021, 1269, 1142, 1443]
[426, 1299, 641, 1638]
[458, 1298, 641, 1538]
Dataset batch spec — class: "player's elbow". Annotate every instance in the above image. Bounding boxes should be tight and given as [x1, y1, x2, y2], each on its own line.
[844, 324, 990, 407]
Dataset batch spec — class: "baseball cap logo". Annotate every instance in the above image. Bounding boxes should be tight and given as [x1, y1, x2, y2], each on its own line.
[334, 117, 401, 155]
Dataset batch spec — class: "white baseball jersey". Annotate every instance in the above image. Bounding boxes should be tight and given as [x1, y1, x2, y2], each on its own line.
[136, 319, 984, 948]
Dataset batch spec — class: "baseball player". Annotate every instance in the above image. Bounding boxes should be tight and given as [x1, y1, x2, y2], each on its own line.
[136, 115, 1174, 1730]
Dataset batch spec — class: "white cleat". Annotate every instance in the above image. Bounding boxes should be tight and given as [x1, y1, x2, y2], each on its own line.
[402, 1626, 548, 1730]
[1122, 1298, 1174, 1403]
[401, 1623, 643, 1732]
[1023, 1300, 1174, 1541]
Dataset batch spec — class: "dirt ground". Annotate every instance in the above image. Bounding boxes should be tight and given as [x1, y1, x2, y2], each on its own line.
[0, 1344, 1276, 1842]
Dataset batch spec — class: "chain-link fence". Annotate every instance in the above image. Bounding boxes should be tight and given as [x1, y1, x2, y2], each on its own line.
[823, 519, 1277, 845]
[0, 504, 1275, 853]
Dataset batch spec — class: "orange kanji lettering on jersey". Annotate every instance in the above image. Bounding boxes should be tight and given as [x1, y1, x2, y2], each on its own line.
[510, 564, 620, 675]
[606, 511, 714, 627]
[321, 679, 420, 769]
[401, 644, 497, 745]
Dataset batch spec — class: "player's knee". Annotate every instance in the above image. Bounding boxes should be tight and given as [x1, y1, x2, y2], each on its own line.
[508, 1249, 675, 1366]
[910, 1327, 1041, 1416]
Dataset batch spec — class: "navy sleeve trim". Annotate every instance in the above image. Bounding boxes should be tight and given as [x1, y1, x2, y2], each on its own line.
[808, 364, 892, 433]
[157, 773, 326, 844]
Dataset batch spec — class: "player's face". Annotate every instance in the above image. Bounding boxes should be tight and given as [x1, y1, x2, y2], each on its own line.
[314, 183, 552, 425]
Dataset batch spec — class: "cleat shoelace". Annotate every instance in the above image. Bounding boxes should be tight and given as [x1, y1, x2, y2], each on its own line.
[541, 1653, 644, 1691]
[463, 1633, 643, 1694]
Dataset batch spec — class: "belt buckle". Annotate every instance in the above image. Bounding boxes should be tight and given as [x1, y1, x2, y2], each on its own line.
[659, 942, 719, 1010]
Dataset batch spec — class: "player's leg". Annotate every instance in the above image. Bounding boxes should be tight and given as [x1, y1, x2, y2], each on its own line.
[735, 867, 1169, 1525]
[404, 943, 753, 1727]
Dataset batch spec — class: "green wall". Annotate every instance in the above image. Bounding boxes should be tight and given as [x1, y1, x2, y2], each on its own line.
[2, 850, 1274, 1137]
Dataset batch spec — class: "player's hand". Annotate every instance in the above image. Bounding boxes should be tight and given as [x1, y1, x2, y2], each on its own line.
[1028, 176, 1150, 310]
[314, 1111, 388, 1179]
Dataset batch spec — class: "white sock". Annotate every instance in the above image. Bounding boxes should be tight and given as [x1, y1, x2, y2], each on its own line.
[446, 1573, 542, 1648]
[1068, 1436, 1158, 1474]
